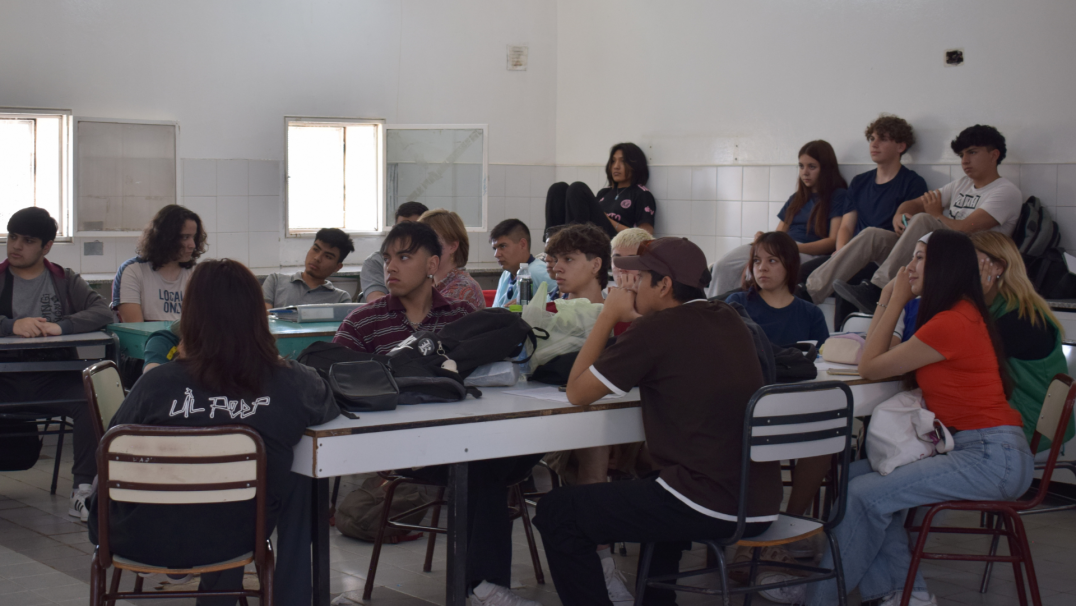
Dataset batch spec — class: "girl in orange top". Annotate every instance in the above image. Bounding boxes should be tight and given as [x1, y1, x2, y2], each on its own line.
[768, 230, 1036, 606]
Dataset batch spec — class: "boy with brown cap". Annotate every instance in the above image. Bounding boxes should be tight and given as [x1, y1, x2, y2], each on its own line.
[533, 237, 783, 606]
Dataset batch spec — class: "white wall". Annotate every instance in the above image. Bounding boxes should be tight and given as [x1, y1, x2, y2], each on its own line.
[556, 0, 1076, 167]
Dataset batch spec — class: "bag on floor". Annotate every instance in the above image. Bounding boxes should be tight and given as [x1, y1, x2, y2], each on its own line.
[0, 421, 42, 472]
[335, 475, 436, 542]
[866, 389, 954, 476]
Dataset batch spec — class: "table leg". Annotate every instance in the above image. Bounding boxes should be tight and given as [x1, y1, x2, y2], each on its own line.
[312, 477, 331, 606]
[446, 462, 469, 606]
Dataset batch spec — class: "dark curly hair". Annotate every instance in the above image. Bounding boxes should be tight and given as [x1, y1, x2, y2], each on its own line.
[865, 114, 916, 155]
[137, 205, 207, 270]
[605, 142, 649, 188]
[544, 223, 612, 288]
[951, 125, 1007, 164]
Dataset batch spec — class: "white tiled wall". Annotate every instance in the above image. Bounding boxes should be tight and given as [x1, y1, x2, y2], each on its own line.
[45, 160, 1076, 277]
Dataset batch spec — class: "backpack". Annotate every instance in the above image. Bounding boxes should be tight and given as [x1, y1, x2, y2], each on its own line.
[335, 475, 436, 542]
[386, 333, 481, 404]
[773, 342, 819, 383]
[434, 308, 542, 378]
[1012, 197, 1061, 257]
[1025, 249, 1076, 299]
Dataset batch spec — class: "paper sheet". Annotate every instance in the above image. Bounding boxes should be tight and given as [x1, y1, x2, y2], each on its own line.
[504, 386, 621, 403]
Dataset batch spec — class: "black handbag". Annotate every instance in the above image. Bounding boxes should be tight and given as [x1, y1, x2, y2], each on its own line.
[327, 360, 400, 412]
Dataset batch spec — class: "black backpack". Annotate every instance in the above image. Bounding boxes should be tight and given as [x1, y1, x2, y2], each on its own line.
[0, 421, 43, 472]
[1025, 249, 1076, 299]
[385, 332, 481, 404]
[772, 342, 819, 383]
[435, 308, 543, 378]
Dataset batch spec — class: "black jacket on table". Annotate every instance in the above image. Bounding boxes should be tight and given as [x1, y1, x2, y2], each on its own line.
[90, 359, 338, 567]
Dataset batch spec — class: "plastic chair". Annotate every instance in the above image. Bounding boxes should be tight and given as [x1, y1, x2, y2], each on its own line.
[839, 312, 873, 333]
[90, 424, 274, 605]
[634, 381, 855, 606]
[901, 374, 1076, 606]
[82, 360, 126, 442]
[362, 470, 544, 600]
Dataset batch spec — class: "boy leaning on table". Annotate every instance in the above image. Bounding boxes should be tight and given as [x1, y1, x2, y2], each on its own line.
[533, 237, 784, 606]
[0, 207, 112, 522]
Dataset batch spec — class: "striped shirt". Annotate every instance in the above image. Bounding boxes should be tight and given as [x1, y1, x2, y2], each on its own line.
[332, 289, 475, 355]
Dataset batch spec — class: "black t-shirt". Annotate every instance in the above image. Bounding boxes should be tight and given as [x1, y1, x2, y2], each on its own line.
[95, 360, 338, 567]
[591, 300, 781, 521]
[996, 308, 1058, 360]
[597, 184, 657, 229]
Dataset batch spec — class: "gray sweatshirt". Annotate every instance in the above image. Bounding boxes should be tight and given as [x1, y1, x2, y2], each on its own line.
[0, 258, 113, 337]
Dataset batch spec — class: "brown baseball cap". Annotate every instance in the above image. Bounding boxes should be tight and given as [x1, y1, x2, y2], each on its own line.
[612, 237, 712, 290]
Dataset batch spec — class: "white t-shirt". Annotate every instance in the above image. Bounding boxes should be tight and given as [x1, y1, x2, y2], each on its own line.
[119, 261, 192, 321]
[939, 176, 1023, 236]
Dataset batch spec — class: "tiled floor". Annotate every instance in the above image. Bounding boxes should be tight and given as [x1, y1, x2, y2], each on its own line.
[4, 442, 1076, 605]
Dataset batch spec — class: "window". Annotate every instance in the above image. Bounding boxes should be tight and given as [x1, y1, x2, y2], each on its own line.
[386, 126, 487, 231]
[285, 118, 384, 235]
[0, 109, 71, 238]
[75, 119, 177, 234]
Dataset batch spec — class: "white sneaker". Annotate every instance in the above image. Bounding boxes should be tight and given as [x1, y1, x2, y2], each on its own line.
[879, 590, 938, 606]
[69, 483, 92, 522]
[602, 557, 634, 605]
[470, 581, 542, 606]
[755, 571, 806, 604]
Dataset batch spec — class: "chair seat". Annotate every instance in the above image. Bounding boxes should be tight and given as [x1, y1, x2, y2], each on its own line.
[738, 514, 823, 547]
[113, 551, 254, 575]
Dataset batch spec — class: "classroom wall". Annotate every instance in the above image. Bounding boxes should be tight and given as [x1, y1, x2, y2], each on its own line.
[0, 0, 557, 275]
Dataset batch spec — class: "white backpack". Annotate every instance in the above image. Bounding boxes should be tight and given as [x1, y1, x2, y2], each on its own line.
[866, 389, 954, 476]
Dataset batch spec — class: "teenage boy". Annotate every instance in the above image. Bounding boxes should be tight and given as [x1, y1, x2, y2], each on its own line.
[334, 221, 543, 606]
[534, 237, 782, 606]
[360, 201, 428, 303]
[490, 219, 557, 307]
[544, 223, 611, 304]
[263, 228, 354, 308]
[0, 207, 112, 521]
[806, 124, 1022, 311]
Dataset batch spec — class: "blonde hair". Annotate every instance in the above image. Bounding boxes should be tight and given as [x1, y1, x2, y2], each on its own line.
[610, 227, 654, 251]
[970, 231, 1061, 333]
[419, 209, 470, 267]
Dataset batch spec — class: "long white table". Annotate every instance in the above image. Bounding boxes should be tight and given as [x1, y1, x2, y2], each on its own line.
[292, 368, 902, 606]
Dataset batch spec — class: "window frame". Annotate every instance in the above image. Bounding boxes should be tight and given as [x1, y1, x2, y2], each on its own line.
[385, 123, 488, 233]
[0, 107, 73, 242]
[72, 116, 180, 238]
[283, 116, 386, 238]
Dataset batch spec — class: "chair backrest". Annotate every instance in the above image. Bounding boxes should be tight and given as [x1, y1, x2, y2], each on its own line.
[82, 360, 126, 442]
[96, 424, 267, 565]
[1027, 374, 1076, 508]
[734, 381, 855, 535]
[840, 312, 873, 333]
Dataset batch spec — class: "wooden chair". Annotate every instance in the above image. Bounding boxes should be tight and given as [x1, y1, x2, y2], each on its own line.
[82, 360, 126, 442]
[899, 374, 1076, 606]
[90, 424, 274, 606]
[634, 381, 856, 606]
[362, 470, 545, 601]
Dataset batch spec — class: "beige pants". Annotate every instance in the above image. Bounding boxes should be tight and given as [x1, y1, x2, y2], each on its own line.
[806, 213, 946, 304]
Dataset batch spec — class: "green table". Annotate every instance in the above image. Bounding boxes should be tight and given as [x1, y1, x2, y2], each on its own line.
[107, 319, 341, 360]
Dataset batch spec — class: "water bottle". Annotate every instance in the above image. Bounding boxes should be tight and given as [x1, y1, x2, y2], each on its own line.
[516, 262, 533, 307]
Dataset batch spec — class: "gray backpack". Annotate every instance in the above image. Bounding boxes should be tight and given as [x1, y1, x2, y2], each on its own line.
[335, 476, 436, 542]
[1013, 196, 1061, 257]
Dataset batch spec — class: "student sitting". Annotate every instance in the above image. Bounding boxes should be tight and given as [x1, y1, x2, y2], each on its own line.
[360, 201, 428, 303]
[709, 140, 850, 296]
[610, 227, 654, 288]
[726, 232, 829, 347]
[116, 204, 206, 322]
[544, 223, 611, 304]
[809, 125, 1023, 311]
[0, 207, 112, 522]
[419, 209, 486, 309]
[764, 230, 1035, 606]
[90, 258, 338, 605]
[489, 218, 557, 307]
[972, 231, 1073, 449]
[534, 237, 781, 606]
[333, 221, 542, 606]
[263, 228, 354, 308]
[545, 143, 656, 240]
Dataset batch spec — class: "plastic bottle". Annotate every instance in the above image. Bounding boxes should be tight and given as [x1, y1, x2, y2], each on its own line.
[517, 262, 533, 307]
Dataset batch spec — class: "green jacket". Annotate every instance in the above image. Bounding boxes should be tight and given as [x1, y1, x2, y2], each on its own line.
[991, 298, 1073, 451]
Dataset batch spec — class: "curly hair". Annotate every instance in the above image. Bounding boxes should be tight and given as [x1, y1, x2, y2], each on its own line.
[137, 205, 207, 270]
[865, 114, 916, 155]
[544, 223, 612, 288]
[951, 124, 1007, 164]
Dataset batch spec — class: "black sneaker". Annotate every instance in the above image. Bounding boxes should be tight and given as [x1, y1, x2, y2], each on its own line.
[832, 280, 882, 314]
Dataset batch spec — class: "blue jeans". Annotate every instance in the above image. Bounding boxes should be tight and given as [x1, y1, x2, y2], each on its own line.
[807, 425, 1034, 605]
